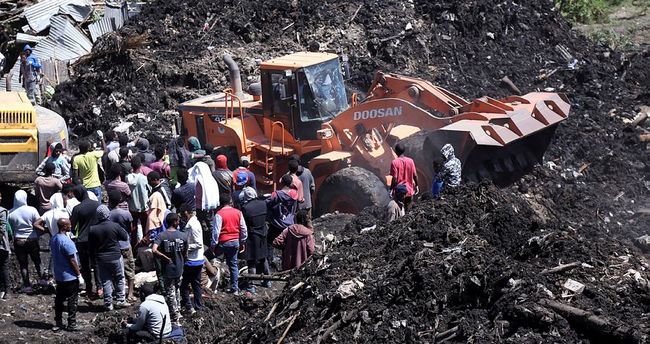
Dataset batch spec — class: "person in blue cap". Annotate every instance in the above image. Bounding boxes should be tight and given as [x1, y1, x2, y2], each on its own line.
[18, 44, 42, 105]
[232, 172, 248, 209]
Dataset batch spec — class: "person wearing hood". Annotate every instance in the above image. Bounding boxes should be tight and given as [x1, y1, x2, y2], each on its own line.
[439, 144, 462, 188]
[123, 283, 172, 341]
[188, 161, 220, 246]
[34, 162, 63, 214]
[188, 136, 215, 172]
[33, 193, 69, 282]
[0, 193, 9, 300]
[273, 209, 315, 271]
[212, 154, 233, 195]
[239, 187, 270, 292]
[8, 190, 45, 293]
[70, 184, 102, 297]
[266, 175, 298, 269]
[135, 138, 156, 167]
[390, 143, 418, 211]
[18, 44, 42, 105]
[107, 189, 136, 302]
[168, 135, 191, 188]
[36, 142, 70, 181]
[89, 205, 130, 310]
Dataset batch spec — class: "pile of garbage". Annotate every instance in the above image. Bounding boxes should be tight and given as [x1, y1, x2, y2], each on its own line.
[230, 183, 650, 343]
[50, 0, 649, 139]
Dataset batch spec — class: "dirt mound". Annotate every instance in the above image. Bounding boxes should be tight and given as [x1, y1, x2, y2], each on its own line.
[232, 184, 649, 343]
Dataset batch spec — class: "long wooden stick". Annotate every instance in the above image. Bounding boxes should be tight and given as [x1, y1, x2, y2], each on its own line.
[265, 302, 279, 322]
[277, 313, 299, 344]
[541, 262, 581, 274]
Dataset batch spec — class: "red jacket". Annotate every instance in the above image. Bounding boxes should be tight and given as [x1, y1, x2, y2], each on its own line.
[216, 206, 244, 243]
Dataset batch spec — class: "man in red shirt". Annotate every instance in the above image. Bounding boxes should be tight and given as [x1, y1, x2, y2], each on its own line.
[389, 143, 418, 211]
[211, 193, 248, 293]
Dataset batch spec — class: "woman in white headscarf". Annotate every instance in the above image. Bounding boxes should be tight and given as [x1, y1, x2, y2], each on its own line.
[188, 161, 220, 246]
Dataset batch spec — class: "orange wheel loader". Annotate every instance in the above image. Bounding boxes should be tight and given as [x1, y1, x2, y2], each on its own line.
[179, 52, 569, 216]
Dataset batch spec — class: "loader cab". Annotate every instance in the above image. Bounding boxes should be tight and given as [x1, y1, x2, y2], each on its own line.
[260, 52, 349, 140]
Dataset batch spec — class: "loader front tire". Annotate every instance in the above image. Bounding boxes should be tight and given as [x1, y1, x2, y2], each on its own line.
[314, 167, 390, 217]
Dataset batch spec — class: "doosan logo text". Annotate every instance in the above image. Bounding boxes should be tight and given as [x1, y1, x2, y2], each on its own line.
[353, 106, 403, 120]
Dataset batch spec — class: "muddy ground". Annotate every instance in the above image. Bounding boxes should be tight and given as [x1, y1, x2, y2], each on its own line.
[1, 0, 649, 343]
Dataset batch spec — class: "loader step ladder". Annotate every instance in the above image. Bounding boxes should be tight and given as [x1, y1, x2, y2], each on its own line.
[248, 121, 293, 189]
[223, 88, 248, 149]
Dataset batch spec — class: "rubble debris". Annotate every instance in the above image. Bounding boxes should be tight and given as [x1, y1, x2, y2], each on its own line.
[562, 278, 585, 294]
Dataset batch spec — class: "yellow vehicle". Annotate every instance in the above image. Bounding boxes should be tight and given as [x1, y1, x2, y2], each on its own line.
[0, 91, 68, 182]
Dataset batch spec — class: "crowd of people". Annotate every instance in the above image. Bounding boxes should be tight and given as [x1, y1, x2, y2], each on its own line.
[0, 130, 317, 341]
[0, 124, 460, 340]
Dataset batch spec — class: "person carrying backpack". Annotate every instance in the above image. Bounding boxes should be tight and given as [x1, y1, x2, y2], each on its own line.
[266, 175, 298, 270]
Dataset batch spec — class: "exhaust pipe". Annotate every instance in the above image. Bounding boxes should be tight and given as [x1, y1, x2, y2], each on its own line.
[223, 53, 243, 97]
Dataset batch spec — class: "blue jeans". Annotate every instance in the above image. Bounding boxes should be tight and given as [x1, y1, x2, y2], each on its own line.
[432, 180, 444, 199]
[88, 186, 102, 201]
[214, 241, 239, 292]
[97, 257, 125, 307]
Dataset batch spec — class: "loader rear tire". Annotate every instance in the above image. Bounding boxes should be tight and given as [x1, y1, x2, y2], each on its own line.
[314, 167, 390, 217]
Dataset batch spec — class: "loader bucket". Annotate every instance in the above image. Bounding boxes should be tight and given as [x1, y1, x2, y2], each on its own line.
[401, 92, 569, 188]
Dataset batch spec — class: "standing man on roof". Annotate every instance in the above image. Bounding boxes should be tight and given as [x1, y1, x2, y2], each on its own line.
[19, 44, 42, 105]
[389, 143, 418, 211]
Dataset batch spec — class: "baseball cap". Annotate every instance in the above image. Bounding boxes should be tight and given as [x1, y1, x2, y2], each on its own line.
[236, 172, 249, 186]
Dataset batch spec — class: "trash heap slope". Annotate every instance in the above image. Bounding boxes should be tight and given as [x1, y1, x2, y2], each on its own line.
[51, 0, 648, 142]
[233, 184, 650, 343]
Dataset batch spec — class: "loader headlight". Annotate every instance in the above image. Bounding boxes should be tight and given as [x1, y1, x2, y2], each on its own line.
[317, 128, 333, 139]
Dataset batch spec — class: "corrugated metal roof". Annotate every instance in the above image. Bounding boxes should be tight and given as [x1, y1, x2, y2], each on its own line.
[1, 16, 91, 91]
[24, 0, 92, 33]
[59, 0, 93, 22]
[88, 1, 128, 42]
[48, 15, 93, 56]
[16, 33, 44, 44]
[1, 60, 24, 92]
